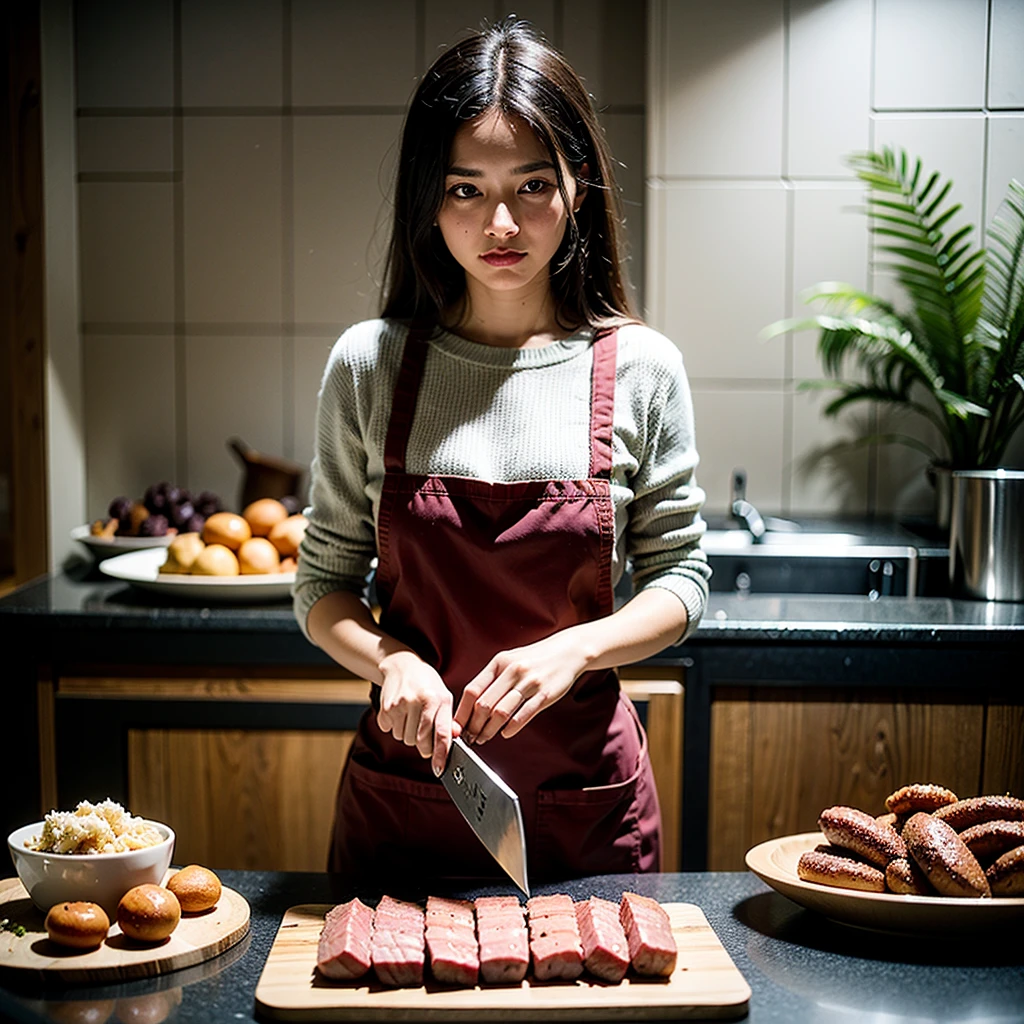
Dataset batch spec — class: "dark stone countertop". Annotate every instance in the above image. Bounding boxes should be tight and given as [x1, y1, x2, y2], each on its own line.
[2, 560, 1023, 650]
[1, 870, 1021, 1024]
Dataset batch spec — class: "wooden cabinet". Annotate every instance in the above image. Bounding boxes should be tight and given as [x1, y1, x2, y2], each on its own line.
[707, 687, 1024, 871]
[40, 668, 685, 873]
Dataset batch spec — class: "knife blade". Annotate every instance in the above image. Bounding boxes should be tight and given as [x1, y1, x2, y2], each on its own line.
[440, 736, 530, 896]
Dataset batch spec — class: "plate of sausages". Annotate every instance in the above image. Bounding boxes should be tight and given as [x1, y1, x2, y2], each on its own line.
[746, 785, 1024, 934]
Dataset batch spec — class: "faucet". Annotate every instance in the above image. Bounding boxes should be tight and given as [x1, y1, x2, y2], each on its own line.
[730, 469, 766, 542]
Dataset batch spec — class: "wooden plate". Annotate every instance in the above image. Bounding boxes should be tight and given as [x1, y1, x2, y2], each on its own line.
[745, 832, 1024, 933]
[254, 902, 750, 1021]
[0, 874, 250, 984]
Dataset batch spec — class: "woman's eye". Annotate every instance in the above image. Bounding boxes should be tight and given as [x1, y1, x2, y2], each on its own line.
[448, 183, 481, 199]
[520, 179, 552, 195]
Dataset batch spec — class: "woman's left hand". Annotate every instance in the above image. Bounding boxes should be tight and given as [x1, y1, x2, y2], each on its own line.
[453, 633, 589, 744]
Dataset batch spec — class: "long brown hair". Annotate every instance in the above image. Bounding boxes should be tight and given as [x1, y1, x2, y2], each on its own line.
[380, 18, 637, 331]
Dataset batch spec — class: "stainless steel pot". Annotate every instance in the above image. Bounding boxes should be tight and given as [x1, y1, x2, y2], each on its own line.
[949, 469, 1024, 601]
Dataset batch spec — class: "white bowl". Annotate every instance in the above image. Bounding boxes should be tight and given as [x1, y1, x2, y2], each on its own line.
[7, 821, 176, 917]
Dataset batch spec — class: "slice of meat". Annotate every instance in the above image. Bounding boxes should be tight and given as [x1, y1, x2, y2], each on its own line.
[575, 897, 630, 983]
[425, 896, 478, 986]
[475, 896, 529, 984]
[371, 895, 425, 986]
[316, 898, 374, 980]
[619, 892, 677, 977]
[425, 896, 475, 927]
[526, 894, 576, 918]
[527, 894, 583, 981]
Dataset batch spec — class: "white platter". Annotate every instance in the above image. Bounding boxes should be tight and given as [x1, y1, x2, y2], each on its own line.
[99, 547, 295, 604]
[71, 523, 175, 560]
[746, 831, 1024, 934]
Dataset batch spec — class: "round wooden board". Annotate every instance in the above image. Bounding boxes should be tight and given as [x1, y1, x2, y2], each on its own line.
[0, 871, 250, 984]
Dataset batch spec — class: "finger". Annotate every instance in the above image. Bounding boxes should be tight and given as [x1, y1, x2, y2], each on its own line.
[474, 686, 528, 745]
[415, 699, 436, 760]
[378, 703, 406, 742]
[500, 693, 547, 739]
[402, 700, 421, 747]
[432, 700, 453, 777]
[470, 669, 536, 742]
[454, 673, 491, 730]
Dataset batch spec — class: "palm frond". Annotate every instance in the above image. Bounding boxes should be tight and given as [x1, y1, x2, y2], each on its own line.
[848, 147, 984, 393]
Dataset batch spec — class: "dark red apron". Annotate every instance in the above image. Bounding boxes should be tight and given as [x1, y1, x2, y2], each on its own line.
[328, 327, 662, 883]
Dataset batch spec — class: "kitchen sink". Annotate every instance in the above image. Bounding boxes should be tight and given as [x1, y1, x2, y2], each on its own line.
[701, 528, 919, 597]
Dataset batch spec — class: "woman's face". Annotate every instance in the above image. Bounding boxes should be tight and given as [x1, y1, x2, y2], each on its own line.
[436, 109, 585, 302]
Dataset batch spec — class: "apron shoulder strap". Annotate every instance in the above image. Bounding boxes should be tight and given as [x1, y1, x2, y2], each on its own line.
[589, 328, 618, 479]
[383, 323, 432, 474]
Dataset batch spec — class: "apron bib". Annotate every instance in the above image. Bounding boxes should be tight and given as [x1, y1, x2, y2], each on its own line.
[328, 326, 662, 883]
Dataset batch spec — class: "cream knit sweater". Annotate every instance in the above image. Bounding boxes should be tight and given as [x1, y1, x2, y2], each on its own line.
[294, 319, 710, 643]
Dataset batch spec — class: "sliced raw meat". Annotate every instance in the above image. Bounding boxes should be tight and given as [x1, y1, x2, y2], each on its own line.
[475, 896, 529, 984]
[425, 896, 478, 986]
[316, 898, 374, 980]
[425, 895, 475, 926]
[575, 897, 630, 982]
[371, 895, 425, 986]
[527, 894, 583, 981]
[619, 891, 677, 977]
[526, 893, 576, 918]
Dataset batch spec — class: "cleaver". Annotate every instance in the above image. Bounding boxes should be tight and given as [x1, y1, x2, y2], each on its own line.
[440, 737, 530, 896]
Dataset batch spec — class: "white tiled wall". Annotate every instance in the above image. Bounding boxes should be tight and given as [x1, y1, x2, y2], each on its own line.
[75, 0, 647, 516]
[649, 0, 1024, 518]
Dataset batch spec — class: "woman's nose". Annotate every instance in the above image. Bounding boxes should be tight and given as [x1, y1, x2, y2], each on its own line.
[486, 201, 519, 238]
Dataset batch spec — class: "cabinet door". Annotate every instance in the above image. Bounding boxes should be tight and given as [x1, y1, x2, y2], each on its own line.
[52, 675, 370, 872]
[708, 688, 986, 871]
[129, 727, 352, 871]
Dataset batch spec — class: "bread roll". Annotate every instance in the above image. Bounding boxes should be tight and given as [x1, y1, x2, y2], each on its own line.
[159, 532, 205, 574]
[166, 864, 222, 912]
[268, 513, 308, 557]
[46, 999, 116, 1024]
[201, 512, 251, 551]
[45, 901, 110, 949]
[242, 498, 289, 537]
[191, 543, 240, 576]
[117, 884, 181, 942]
[237, 537, 280, 574]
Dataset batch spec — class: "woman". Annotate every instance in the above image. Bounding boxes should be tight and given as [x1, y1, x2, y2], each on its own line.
[295, 18, 710, 884]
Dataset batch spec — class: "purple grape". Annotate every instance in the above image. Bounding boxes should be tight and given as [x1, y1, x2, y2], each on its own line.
[108, 496, 133, 520]
[171, 501, 195, 530]
[280, 495, 302, 515]
[183, 513, 206, 534]
[195, 491, 222, 517]
[143, 483, 168, 514]
[138, 514, 169, 537]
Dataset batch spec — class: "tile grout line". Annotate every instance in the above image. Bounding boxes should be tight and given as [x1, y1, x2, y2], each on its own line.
[172, 0, 188, 487]
[415, 0, 426, 76]
[282, 0, 295, 463]
[781, 0, 793, 516]
[865, 0, 878, 517]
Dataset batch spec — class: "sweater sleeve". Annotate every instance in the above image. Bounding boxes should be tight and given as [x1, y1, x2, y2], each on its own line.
[626, 344, 710, 643]
[293, 330, 379, 642]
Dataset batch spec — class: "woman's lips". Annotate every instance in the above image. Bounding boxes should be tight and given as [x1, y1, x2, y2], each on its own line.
[480, 249, 527, 267]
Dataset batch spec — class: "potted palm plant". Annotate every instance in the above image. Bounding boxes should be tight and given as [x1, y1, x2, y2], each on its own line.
[764, 148, 1024, 599]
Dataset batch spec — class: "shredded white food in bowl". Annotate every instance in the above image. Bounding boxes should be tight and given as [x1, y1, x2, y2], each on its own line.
[25, 799, 164, 854]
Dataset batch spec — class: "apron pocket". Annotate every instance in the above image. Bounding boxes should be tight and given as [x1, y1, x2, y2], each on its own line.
[535, 770, 642, 878]
[334, 754, 504, 883]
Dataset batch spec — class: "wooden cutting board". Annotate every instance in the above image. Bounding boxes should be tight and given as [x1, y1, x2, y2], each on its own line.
[0, 873, 250, 984]
[254, 902, 750, 1020]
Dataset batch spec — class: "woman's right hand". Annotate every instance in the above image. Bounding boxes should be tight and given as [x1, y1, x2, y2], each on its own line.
[377, 651, 460, 777]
